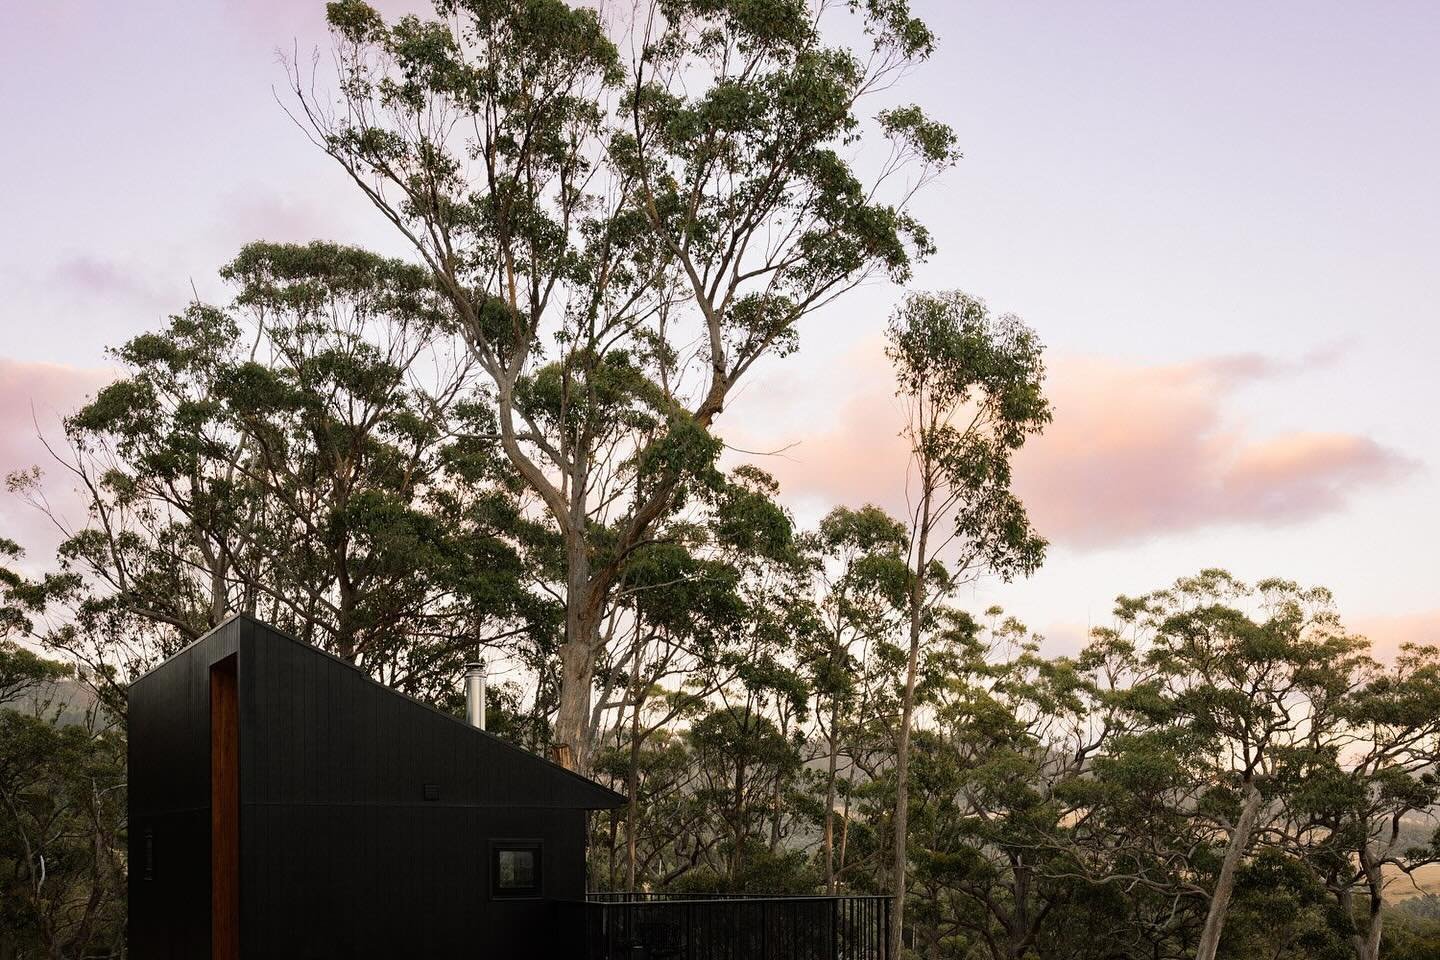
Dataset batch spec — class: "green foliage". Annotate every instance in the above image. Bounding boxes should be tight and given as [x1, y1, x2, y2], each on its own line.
[0, 708, 127, 960]
[31, 240, 551, 710]
[1386, 915, 1440, 960]
[10, 7, 1439, 960]
[882, 290, 1051, 957]
[886, 290, 1051, 581]
[294, 0, 957, 765]
[1218, 851, 1349, 960]
[0, 641, 72, 709]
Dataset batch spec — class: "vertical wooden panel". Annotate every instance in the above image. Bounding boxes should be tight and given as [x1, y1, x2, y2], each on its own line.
[211, 655, 240, 960]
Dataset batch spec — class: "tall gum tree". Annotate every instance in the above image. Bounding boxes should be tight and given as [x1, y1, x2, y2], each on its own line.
[590, 464, 802, 888]
[884, 291, 1050, 959]
[293, 0, 958, 769]
[906, 611, 1121, 960]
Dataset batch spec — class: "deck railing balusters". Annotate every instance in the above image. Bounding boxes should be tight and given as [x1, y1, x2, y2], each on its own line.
[569, 893, 890, 960]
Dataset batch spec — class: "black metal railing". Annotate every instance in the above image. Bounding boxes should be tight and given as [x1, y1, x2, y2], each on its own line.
[566, 893, 890, 960]
[586, 892, 798, 903]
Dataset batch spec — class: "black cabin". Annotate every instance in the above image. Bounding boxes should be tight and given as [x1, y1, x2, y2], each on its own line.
[127, 614, 624, 959]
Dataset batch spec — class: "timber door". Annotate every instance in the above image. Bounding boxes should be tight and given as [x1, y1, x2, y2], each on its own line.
[211, 655, 239, 960]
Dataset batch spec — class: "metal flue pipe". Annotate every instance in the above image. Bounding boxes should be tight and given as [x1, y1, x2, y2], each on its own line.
[464, 661, 487, 731]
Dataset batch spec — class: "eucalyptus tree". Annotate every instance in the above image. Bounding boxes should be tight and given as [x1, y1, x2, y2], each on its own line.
[800, 504, 908, 893]
[595, 536, 741, 889]
[1288, 642, 1440, 960]
[0, 705, 127, 960]
[1217, 851, 1347, 960]
[883, 290, 1050, 955]
[686, 475, 816, 884]
[0, 541, 71, 707]
[0, 621, 124, 960]
[0, 538, 28, 643]
[1079, 571, 1369, 960]
[591, 723, 711, 889]
[902, 609, 1124, 960]
[582, 463, 813, 888]
[0, 643, 69, 711]
[593, 466, 800, 888]
[21, 241, 542, 707]
[297, 0, 957, 768]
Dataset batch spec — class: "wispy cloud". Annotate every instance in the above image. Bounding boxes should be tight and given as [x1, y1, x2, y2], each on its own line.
[52, 255, 169, 310]
[731, 344, 1418, 549]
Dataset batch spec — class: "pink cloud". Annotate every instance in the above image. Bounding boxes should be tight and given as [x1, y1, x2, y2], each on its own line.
[1223, 433, 1404, 520]
[1014, 357, 1416, 546]
[735, 356, 912, 519]
[732, 346, 1417, 549]
[0, 358, 115, 562]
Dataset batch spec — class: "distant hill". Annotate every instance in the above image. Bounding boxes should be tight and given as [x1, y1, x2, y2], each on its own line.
[8, 678, 101, 727]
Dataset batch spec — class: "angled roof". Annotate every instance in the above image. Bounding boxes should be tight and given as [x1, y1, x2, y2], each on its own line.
[135, 613, 625, 810]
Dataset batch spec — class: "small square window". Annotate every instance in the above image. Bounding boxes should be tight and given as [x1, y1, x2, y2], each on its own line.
[491, 840, 543, 898]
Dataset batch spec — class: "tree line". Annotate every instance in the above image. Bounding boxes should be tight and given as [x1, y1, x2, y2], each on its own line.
[3, 1, 1438, 958]
[5, 248, 1440, 957]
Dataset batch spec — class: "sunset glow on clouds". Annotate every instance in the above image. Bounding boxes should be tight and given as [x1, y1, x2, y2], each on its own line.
[1012, 356, 1417, 547]
[737, 345, 1417, 550]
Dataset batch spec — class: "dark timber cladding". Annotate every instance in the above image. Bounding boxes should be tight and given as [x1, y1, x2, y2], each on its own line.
[127, 614, 624, 960]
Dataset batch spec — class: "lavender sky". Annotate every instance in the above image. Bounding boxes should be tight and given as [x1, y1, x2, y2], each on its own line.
[2, 1, 1436, 656]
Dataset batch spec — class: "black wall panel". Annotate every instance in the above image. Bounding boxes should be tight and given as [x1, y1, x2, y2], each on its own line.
[129, 615, 621, 960]
[128, 618, 246, 960]
[238, 804, 584, 958]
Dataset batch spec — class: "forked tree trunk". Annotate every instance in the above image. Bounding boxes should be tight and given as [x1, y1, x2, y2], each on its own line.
[1343, 853, 1385, 960]
[1195, 781, 1262, 960]
[554, 541, 601, 772]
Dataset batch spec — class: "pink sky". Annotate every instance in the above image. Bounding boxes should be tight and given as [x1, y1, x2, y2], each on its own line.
[1, 1, 1436, 657]
[741, 344, 1417, 550]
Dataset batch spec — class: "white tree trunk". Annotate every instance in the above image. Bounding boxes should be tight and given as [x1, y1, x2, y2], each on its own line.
[1195, 782, 1262, 960]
